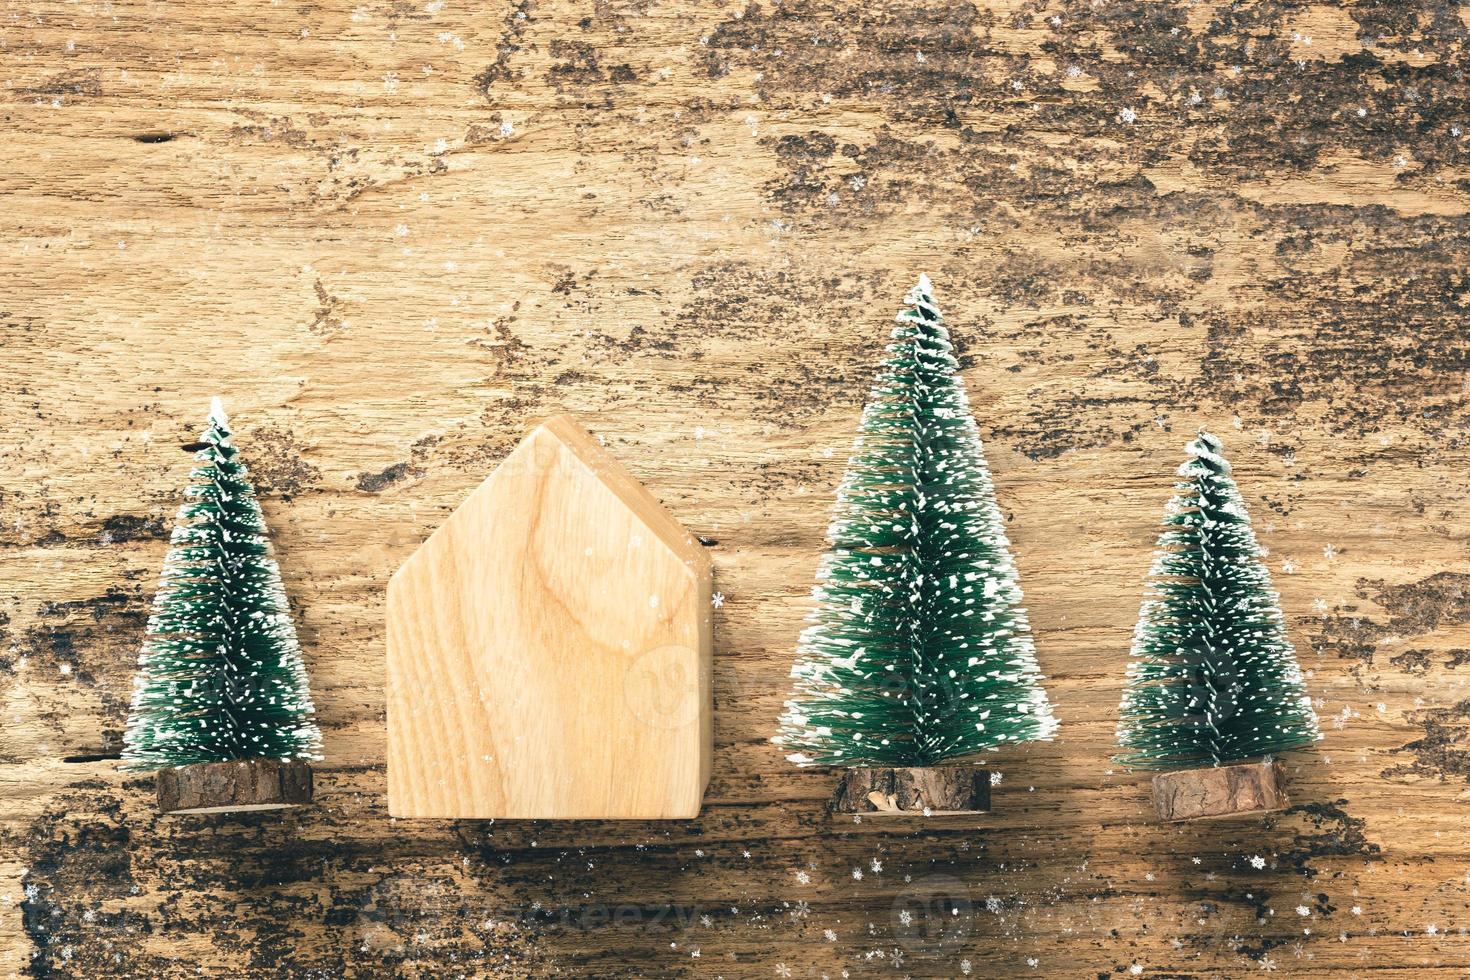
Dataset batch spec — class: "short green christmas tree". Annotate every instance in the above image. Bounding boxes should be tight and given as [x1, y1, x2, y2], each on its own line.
[1115, 431, 1319, 770]
[775, 276, 1058, 768]
[122, 399, 322, 771]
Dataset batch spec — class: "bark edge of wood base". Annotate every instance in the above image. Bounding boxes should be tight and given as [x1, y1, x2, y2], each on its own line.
[156, 758, 314, 815]
[830, 765, 990, 815]
[1150, 759, 1287, 822]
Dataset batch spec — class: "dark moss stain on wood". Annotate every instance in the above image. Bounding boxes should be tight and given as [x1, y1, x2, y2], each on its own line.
[1388, 649, 1433, 674]
[355, 461, 423, 493]
[307, 278, 344, 336]
[473, 0, 535, 96]
[16, 794, 139, 978]
[1363, 572, 1470, 635]
[246, 426, 324, 498]
[1268, 800, 1381, 877]
[1385, 699, 1470, 783]
[11, 787, 545, 977]
[98, 514, 167, 544]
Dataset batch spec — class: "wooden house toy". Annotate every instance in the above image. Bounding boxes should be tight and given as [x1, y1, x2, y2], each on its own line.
[386, 415, 712, 819]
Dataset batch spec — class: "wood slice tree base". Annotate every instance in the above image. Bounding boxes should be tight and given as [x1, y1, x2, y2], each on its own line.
[156, 759, 313, 815]
[830, 766, 990, 816]
[1151, 759, 1287, 822]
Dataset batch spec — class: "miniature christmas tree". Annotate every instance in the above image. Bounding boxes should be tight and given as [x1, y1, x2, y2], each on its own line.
[775, 276, 1057, 813]
[123, 399, 321, 813]
[1116, 430, 1319, 820]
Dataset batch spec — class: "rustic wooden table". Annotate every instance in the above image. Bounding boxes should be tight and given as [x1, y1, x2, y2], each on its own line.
[4, 1, 1468, 976]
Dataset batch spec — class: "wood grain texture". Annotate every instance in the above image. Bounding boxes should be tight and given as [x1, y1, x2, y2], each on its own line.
[155, 759, 314, 816]
[2, 0, 1470, 976]
[1152, 760, 1288, 823]
[386, 414, 712, 819]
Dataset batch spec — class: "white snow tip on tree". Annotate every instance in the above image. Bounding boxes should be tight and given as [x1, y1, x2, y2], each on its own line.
[1185, 429, 1231, 474]
[916, 272, 934, 294]
[208, 396, 229, 429]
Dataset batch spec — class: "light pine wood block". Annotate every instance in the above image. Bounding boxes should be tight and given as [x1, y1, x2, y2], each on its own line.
[386, 415, 713, 819]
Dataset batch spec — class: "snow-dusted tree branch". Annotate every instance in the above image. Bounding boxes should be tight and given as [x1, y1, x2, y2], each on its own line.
[776, 277, 1058, 767]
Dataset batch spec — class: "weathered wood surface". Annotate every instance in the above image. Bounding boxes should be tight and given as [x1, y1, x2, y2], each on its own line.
[1152, 760, 1288, 823]
[2, 0, 1469, 976]
[155, 759, 314, 816]
[831, 767, 991, 816]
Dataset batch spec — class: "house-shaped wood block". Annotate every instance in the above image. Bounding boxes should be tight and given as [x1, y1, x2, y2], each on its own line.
[386, 415, 712, 819]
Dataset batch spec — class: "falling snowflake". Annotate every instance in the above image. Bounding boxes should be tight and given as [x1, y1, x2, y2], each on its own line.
[775, 965, 792, 978]
[1249, 855, 1266, 869]
[1118, 107, 1138, 124]
[711, 592, 726, 609]
[1323, 544, 1338, 559]
[851, 868, 863, 881]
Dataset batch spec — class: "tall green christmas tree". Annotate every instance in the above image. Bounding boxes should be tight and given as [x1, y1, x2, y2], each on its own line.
[1115, 431, 1319, 770]
[776, 276, 1058, 768]
[123, 399, 322, 772]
